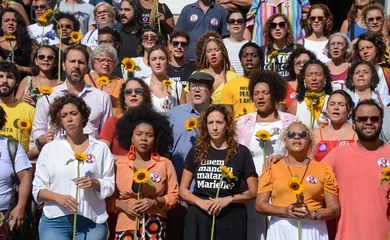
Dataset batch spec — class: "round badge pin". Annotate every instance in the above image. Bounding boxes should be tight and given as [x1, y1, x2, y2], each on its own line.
[150, 172, 161, 183]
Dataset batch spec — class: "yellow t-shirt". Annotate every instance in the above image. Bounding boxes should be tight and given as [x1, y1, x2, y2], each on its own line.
[0, 101, 35, 152]
[211, 71, 238, 104]
[258, 159, 338, 211]
[220, 75, 255, 121]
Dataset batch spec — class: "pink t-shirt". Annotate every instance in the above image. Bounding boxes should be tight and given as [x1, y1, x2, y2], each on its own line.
[323, 142, 390, 240]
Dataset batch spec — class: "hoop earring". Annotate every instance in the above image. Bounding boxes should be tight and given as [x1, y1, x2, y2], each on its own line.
[128, 144, 135, 161]
[151, 148, 160, 161]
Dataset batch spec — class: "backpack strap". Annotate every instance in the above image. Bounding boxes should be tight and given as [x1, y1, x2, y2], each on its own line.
[7, 138, 20, 185]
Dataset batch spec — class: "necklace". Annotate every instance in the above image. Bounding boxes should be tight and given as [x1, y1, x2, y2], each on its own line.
[285, 157, 310, 184]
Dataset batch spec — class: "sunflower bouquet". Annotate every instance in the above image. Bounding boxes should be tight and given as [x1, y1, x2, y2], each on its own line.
[304, 91, 325, 129]
[255, 130, 272, 165]
[96, 76, 111, 90]
[66, 152, 88, 240]
[38, 86, 53, 105]
[380, 166, 390, 185]
[122, 58, 141, 73]
[210, 165, 237, 240]
[288, 175, 305, 240]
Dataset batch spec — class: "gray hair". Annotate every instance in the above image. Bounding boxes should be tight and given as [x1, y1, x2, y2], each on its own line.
[94, 2, 115, 18]
[89, 43, 119, 70]
[324, 32, 353, 59]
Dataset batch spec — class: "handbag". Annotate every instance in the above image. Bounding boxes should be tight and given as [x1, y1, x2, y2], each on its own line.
[6, 139, 39, 240]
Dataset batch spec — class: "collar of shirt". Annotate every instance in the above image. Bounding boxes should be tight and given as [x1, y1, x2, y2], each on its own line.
[56, 81, 94, 97]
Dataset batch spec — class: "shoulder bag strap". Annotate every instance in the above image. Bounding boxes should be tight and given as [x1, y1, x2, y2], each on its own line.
[7, 138, 20, 185]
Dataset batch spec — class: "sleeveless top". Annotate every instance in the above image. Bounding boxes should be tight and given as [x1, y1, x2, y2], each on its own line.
[302, 38, 330, 63]
[314, 128, 355, 161]
[348, 20, 367, 40]
[296, 95, 329, 129]
[330, 65, 350, 91]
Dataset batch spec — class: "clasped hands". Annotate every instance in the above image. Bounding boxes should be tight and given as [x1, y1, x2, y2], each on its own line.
[285, 203, 314, 220]
[119, 198, 157, 218]
[197, 196, 233, 216]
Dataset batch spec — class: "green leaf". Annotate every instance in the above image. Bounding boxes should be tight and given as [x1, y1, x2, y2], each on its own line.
[65, 158, 75, 165]
[134, 66, 141, 71]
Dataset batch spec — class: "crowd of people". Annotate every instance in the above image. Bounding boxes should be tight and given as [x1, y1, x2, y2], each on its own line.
[0, 0, 389, 239]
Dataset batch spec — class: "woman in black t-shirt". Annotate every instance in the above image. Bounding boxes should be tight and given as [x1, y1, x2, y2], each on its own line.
[180, 105, 258, 240]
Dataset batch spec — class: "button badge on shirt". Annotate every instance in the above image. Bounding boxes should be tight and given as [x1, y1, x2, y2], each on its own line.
[317, 143, 327, 152]
[377, 157, 390, 168]
[150, 172, 161, 183]
[306, 176, 318, 184]
[85, 154, 95, 163]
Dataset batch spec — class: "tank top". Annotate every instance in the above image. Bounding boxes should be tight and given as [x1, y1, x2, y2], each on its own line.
[348, 20, 367, 40]
[314, 128, 355, 161]
[330, 65, 350, 91]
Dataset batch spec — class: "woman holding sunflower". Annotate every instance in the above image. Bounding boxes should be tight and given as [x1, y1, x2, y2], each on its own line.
[32, 94, 115, 240]
[256, 122, 340, 240]
[107, 107, 179, 240]
[180, 105, 258, 240]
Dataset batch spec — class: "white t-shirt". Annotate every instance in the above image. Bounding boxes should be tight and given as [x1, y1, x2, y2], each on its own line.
[28, 23, 59, 46]
[144, 76, 178, 114]
[376, 67, 389, 99]
[81, 29, 98, 50]
[122, 57, 152, 82]
[223, 38, 248, 76]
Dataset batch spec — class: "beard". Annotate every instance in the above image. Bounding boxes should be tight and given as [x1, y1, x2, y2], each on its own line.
[355, 125, 382, 142]
[0, 84, 16, 97]
[66, 68, 84, 83]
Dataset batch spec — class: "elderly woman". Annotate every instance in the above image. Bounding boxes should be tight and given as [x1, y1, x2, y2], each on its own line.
[107, 107, 178, 240]
[16, 45, 60, 107]
[324, 32, 353, 91]
[180, 104, 258, 240]
[288, 59, 333, 129]
[32, 94, 115, 240]
[256, 122, 340, 240]
[297, 4, 333, 63]
[52, 12, 81, 52]
[85, 44, 124, 116]
[236, 70, 296, 239]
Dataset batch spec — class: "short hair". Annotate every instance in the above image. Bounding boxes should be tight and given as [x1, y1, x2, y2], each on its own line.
[31, 45, 59, 79]
[63, 44, 89, 64]
[249, 70, 287, 107]
[169, 29, 189, 43]
[198, 37, 230, 70]
[352, 98, 383, 121]
[94, 2, 115, 18]
[0, 61, 19, 82]
[345, 60, 379, 92]
[138, 26, 165, 56]
[324, 32, 353, 59]
[89, 43, 119, 70]
[49, 93, 91, 130]
[0, 106, 6, 130]
[52, 11, 80, 32]
[119, 77, 152, 110]
[285, 48, 317, 80]
[327, 89, 355, 113]
[98, 27, 121, 45]
[116, 107, 173, 158]
[362, 3, 384, 22]
[227, 10, 246, 22]
[281, 122, 314, 150]
[263, 13, 294, 48]
[304, 4, 333, 37]
[238, 41, 263, 61]
[296, 59, 333, 102]
[353, 32, 386, 62]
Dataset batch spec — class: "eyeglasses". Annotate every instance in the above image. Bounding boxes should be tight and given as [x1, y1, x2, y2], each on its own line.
[58, 24, 73, 30]
[124, 88, 143, 95]
[227, 18, 245, 24]
[172, 41, 188, 48]
[329, 42, 345, 48]
[294, 60, 308, 66]
[37, 54, 55, 61]
[94, 58, 114, 65]
[96, 10, 110, 17]
[189, 82, 209, 91]
[142, 35, 158, 42]
[355, 116, 381, 123]
[270, 21, 286, 29]
[309, 16, 325, 22]
[366, 16, 383, 23]
[286, 131, 308, 139]
[32, 4, 48, 10]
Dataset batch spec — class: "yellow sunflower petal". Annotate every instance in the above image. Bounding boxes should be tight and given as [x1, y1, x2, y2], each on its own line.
[38, 86, 54, 95]
[17, 118, 32, 130]
[122, 57, 136, 72]
[74, 152, 87, 161]
[184, 117, 198, 131]
[133, 168, 150, 183]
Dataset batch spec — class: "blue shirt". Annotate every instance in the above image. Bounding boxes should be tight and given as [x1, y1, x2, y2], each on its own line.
[168, 104, 199, 181]
[175, 2, 229, 61]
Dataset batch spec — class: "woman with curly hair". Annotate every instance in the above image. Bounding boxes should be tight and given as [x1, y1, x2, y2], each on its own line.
[16, 45, 60, 107]
[261, 13, 302, 80]
[0, 8, 33, 77]
[180, 104, 258, 240]
[297, 4, 333, 63]
[107, 107, 178, 240]
[236, 70, 296, 239]
[288, 59, 333, 129]
[33, 94, 115, 240]
[52, 12, 81, 52]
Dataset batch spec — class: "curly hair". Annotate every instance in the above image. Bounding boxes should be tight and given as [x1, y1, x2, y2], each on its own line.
[327, 89, 355, 113]
[119, 77, 152, 110]
[344, 60, 379, 92]
[304, 4, 333, 37]
[31, 45, 59, 79]
[198, 37, 230, 71]
[285, 48, 317, 80]
[0, 8, 33, 63]
[52, 11, 80, 33]
[138, 26, 165, 56]
[353, 32, 386, 62]
[0, 61, 19, 82]
[169, 29, 189, 43]
[263, 13, 294, 49]
[0, 106, 6, 130]
[238, 41, 263, 60]
[115, 107, 173, 157]
[195, 105, 238, 164]
[324, 32, 353, 59]
[120, 0, 143, 33]
[49, 93, 91, 130]
[194, 31, 222, 67]
[296, 59, 333, 102]
[89, 43, 119, 70]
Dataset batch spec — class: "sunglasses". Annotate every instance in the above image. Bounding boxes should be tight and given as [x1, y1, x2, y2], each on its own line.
[355, 116, 381, 123]
[32, 4, 48, 10]
[366, 16, 383, 23]
[172, 41, 188, 47]
[309, 16, 325, 22]
[142, 35, 157, 42]
[270, 21, 287, 29]
[228, 18, 245, 24]
[58, 24, 73, 30]
[37, 54, 55, 61]
[124, 88, 143, 95]
[286, 131, 308, 139]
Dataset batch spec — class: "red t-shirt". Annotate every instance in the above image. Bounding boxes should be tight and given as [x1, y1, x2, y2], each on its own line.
[99, 116, 128, 156]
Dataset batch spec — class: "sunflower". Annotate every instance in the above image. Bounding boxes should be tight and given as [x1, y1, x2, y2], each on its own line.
[74, 152, 87, 161]
[268, 50, 278, 59]
[122, 57, 136, 72]
[37, 16, 48, 25]
[69, 31, 81, 43]
[380, 166, 390, 184]
[4, 34, 16, 41]
[133, 168, 150, 183]
[38, 86, 53, 95]
[37, 8, 53, 25]
[221, 165, 237, 180]
[288, 176, 304, 195]
[184, 117, 198, 131]
[256, 130, 271, 141]
[17, 118, 31, 130]
[96, 76, 111, 88]
[162, 79, 172, 87]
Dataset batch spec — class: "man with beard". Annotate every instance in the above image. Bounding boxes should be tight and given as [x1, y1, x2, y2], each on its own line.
[167, 30, 197, 105]
[323, 99, 390, 240]
[0, 62, 36, 157]
[32, 45, 112, 149]
[221, 42, 262, 121]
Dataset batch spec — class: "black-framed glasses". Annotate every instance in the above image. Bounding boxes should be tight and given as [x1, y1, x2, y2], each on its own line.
[37, 54, 55, 61]
[172, 41, 188, 47]
[32, 4, 48, 10]
[286, 131, 308, 139]
[270, 21, 286, 29]
[309, 16, 325, 22]
[227, 18, 245, 24]
[189, 82, 209, 91]
[355, 116, 381, 123]
[124, 88, 143, 95]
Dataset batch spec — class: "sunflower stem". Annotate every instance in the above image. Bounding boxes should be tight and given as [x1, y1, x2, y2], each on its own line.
[210, 176, 223, 240]
[72, 160, 80, 240]
[134, 183, 141, 240]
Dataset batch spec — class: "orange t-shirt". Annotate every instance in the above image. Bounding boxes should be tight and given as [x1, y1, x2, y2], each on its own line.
[258, 159, 338, 211]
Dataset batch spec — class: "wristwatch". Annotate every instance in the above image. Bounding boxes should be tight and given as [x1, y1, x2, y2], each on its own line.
[314, 211, 321, 220]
